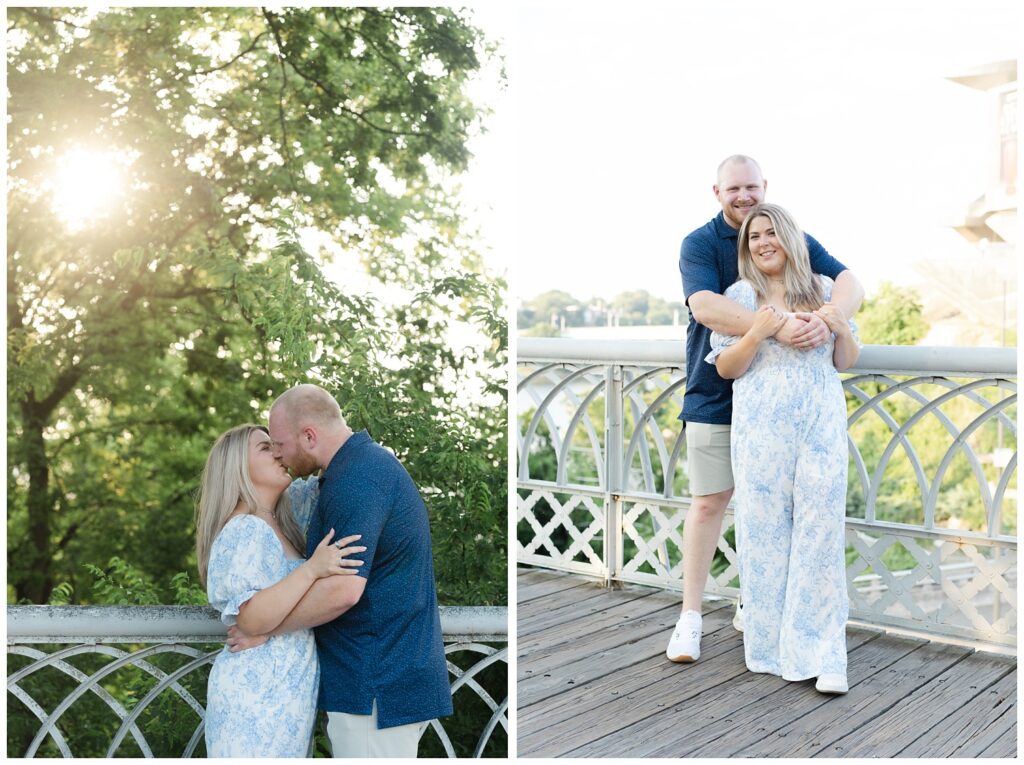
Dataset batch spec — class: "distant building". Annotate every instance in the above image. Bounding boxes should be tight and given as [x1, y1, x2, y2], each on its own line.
[916, 60, 1016, 347]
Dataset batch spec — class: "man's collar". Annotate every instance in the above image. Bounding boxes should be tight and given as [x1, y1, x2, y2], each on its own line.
[318, 429, 370, 484]
[714, 210, 739, 240]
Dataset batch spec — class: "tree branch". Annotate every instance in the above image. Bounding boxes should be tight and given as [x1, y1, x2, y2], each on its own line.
[191, 30, 269, 76]
[261, 8, 423, 139]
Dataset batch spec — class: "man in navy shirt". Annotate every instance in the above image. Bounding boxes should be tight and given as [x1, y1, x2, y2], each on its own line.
[666, 155, 864, 664]
[255, 383, 451, 757]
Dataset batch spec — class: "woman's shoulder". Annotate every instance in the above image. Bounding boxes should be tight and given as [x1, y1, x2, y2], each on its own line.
[214, 513, 275, 550]
[725, 279, 757, 306]
[815, 274, 835, 300]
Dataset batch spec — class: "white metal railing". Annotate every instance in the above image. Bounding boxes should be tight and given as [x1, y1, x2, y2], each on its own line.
[517, 339, 1017, 652]
[7, 605, 507, 758]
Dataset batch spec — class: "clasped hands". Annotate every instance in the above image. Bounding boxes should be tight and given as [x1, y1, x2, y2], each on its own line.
[751, 303, 846, 349]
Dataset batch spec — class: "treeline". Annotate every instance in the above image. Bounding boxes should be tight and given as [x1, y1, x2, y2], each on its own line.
[518, 289, 688, 334]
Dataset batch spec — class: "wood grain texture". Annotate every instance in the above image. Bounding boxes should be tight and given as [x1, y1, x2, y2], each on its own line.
[516, 567, 1017, 759]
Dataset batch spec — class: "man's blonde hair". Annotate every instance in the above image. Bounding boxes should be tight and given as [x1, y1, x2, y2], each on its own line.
[716, 154, 763, 184]
[271, 384, 347, 434]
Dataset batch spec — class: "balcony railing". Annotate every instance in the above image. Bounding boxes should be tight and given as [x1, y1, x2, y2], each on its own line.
[517, 338, 1016, 652]
[7, 605, 507, 758]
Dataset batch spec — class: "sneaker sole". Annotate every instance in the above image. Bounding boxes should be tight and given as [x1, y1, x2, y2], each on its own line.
[667, 654, 697, 663]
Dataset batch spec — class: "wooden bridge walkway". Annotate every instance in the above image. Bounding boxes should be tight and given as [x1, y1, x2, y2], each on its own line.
[517, 567, 1016, 758]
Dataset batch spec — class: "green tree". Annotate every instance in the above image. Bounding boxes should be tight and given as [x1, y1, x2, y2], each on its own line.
[855, 281, 928, 346]
[525, 289, 583, 328]
[7, 7, 505, 608]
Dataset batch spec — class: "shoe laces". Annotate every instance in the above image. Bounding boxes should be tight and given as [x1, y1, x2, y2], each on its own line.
[673, 618, 700, 641]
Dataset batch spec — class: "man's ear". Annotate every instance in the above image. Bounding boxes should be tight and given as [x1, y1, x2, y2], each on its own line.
[303, 427, 317, 449]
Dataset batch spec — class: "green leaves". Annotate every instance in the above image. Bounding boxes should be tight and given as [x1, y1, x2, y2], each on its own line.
[7, 7, 506, 610]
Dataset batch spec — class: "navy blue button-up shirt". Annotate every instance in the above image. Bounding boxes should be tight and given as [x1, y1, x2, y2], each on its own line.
[308, 430, 453, 728]
[678, 211, 847, 424]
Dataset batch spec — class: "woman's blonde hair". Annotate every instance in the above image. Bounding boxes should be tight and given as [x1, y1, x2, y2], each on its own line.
[737, 202, 825, 312]
[195, 424, 306, 588]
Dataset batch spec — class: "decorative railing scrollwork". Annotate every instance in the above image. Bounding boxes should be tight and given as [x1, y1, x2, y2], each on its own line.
[7, 605, 507, 758]
[517, 339, 1016, 651]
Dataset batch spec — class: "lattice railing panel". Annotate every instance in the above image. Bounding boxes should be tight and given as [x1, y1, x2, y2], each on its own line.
[516, 488, 604, 576]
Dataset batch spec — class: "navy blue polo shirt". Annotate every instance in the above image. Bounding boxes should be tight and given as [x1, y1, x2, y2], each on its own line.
[678, 211, 847, 424]
[307, 430, 453, 728]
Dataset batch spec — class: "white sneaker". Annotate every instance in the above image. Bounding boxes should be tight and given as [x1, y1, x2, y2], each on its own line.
[732, 601, 744, 632]
[815, 673, 848, 694]
[666, 610, 702, 662]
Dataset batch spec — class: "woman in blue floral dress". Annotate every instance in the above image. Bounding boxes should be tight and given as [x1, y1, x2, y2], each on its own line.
[195, 424, 364, 757]
[707, 203, 860, 695]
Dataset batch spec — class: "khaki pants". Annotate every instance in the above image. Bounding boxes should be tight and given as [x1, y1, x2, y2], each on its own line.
[326, 700, 427, 758]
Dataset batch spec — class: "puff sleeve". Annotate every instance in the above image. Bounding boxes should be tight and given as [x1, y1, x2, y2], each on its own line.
[705, 280, 757, 364]
[206, 516, 284, 626]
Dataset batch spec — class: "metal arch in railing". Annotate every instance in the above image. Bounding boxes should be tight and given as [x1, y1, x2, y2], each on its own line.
[438, 642, 509, 758]
[517, 363, 569, 478]
[992, 452, 1018, 535]
[106, 651, 216, 757]
[844, 375, 934, 522]
[6, 605, 508, 758]
[843, 375, 1017, 530]
[850, 377, 1015, 529]
[8, 648, 91, 758]
[927, 392, 1016, 534]
[554, 370, 606, 487]
[517, 363, 605, 485]
[7, 645, 153, 756]
[18, 642, 210, 758]
[620, 366, 687, 495]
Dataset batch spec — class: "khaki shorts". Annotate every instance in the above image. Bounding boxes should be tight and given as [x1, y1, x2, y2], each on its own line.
[685, 422, 734, 496]
[326, 700, 427, 758]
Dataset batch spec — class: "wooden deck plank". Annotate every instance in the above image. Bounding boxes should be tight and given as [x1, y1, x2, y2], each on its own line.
[828, 650, 1016, 758]
[517, 567, 594, 603]
[970, 683, 1017, 758]
[518, 603, 737, 730]
[517, 599, 683, 705]
[518, 581, 658, 640]
[518, 606, 743, 756]
[896, 668, 1017, 757]
[518, 588, 673, 660]
[729, 640, 972, 757]
[562, 630, 897, 758]
[516, 569, 1018, 759]
[977, 721, 1019, 758]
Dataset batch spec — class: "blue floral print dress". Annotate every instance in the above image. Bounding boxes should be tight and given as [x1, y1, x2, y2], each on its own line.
[204, 480, 320, 757]
[707, 277, 858, 681]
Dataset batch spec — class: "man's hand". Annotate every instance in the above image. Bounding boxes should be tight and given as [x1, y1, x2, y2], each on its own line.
[226, 624, 270, 653]
[813, 303, 850, 337]
[775, 313, 831, 349]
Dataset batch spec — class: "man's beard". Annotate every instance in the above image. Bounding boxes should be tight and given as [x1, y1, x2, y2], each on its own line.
[288, 451, 320, 478]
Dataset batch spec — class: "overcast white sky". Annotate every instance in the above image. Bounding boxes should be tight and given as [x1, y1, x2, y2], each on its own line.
[490, 0, 1019, 304]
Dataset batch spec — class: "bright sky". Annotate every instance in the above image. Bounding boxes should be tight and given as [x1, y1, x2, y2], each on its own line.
[508, 0, 1020, 303]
